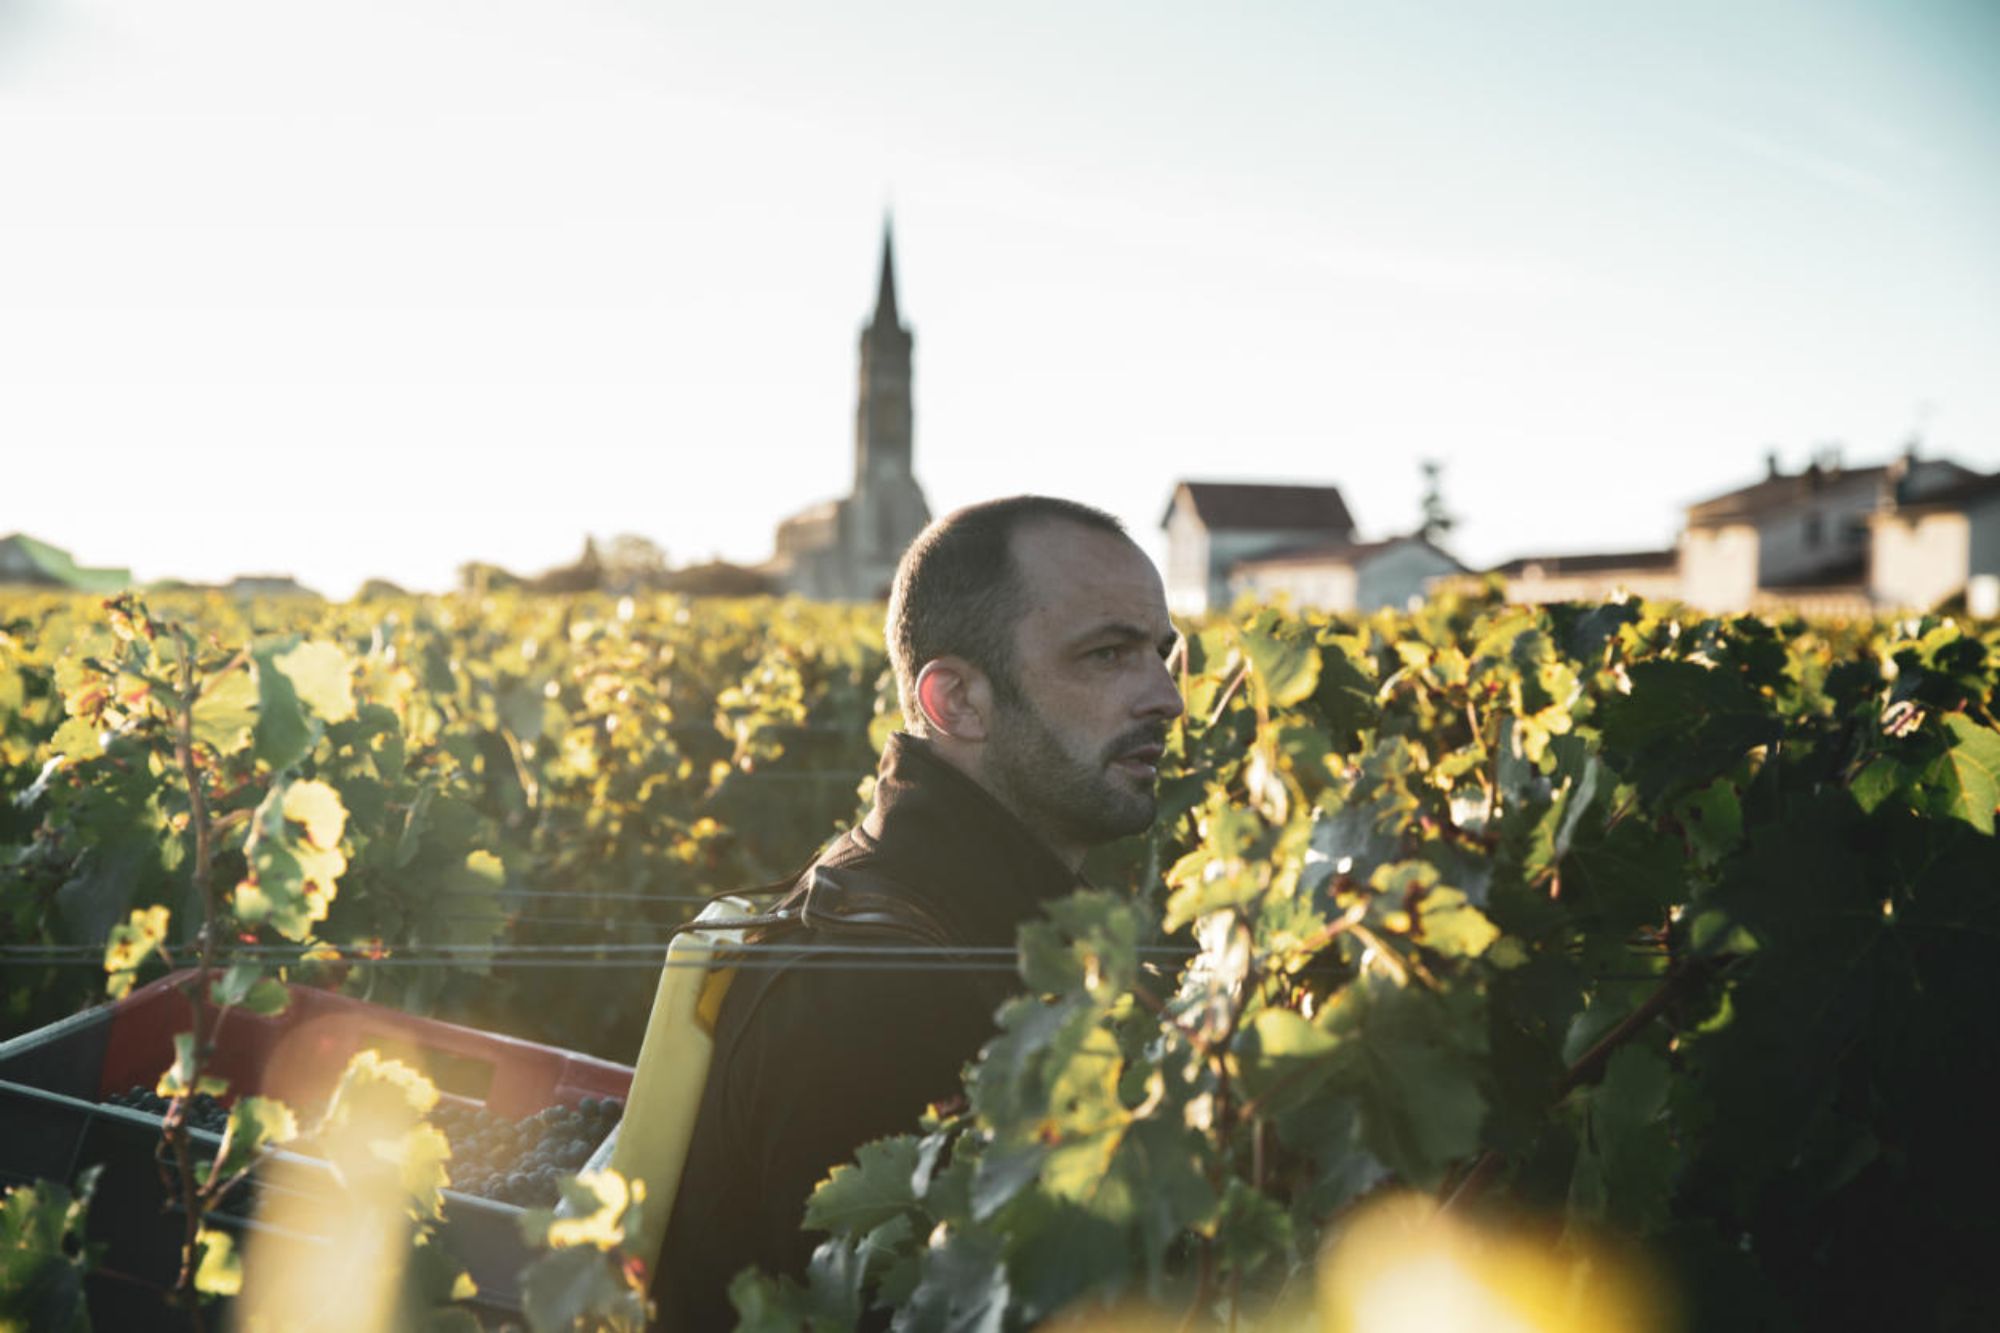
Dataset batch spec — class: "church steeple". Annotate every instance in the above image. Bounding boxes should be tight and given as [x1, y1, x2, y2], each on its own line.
[769, 220, 932, 601]
[871, 220, 900, 330]
[855, 219, 914, 492]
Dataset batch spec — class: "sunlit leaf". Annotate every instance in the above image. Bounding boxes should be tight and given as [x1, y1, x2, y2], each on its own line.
[273, 640, 358, 725]
[282, 778, 348, 849]
[1414, 887, 1500, 959]
[193, 1227, 242, 1297]
[1239, 621, 1321, 710]
[191, 667, 258, 755]
[103, 905, 171, 999]
[215, 1095, 300, 1182]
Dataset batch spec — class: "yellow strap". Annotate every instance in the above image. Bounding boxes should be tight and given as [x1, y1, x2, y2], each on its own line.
[695, 966, 737, 1036]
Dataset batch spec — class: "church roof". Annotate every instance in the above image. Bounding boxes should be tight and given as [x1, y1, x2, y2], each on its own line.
[1163, 481, 1355, 535]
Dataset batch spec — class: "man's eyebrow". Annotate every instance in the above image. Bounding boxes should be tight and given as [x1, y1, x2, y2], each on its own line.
[1068, 622, 1180, 655]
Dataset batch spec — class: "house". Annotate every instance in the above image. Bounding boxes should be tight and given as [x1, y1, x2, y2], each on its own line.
[1679, 448, 1977, 612]
[766, 224, 932, 602]
[1160, 481, 1357, 615]
[1483, 550, 1681, 606]
[1228, 535, 1464, 613]
[223, 574, 320, 599]
[660, 560, 776, 598]
[1869, 470, 2000, 614]
[0, 534, 130, 592]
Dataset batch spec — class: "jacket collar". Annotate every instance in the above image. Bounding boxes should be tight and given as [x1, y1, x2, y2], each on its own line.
[832, 732, 1083, 951]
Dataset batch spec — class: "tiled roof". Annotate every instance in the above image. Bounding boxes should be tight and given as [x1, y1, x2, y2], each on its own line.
[1882, 471, 2000, 513]
[1231, 535, 1462, 574]
[1491, 550, 1678, 577]
[1686, 465, 1888, 526]
[1686, 459, 1979, 527]
[1164, 481, 1355, 534]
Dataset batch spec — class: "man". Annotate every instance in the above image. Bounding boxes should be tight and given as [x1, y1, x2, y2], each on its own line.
[653, 495, 1184, 1329]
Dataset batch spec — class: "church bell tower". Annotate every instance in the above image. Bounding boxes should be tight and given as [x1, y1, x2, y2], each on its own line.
[845, 220, 930, 578]
[767, 219, 932, 600]
[855, 224, 915, 490]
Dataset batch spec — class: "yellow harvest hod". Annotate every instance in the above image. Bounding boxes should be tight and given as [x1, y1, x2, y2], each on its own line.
[573, 895, 760, 1275]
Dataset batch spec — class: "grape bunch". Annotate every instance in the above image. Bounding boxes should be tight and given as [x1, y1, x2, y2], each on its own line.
[433, 1096, 623, 1209]
[101, 1085, 232, 1133]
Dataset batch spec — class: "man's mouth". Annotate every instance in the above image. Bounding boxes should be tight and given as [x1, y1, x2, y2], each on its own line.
[1111, 742, 1166, 780]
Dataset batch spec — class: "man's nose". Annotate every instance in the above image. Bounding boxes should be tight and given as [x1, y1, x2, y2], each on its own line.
[1139, 655, 1186, 721]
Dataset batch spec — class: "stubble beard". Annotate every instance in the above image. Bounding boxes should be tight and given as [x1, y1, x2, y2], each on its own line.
[984, 694, 1162, 854]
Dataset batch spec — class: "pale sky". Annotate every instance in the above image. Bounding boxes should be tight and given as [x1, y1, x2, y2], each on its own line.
[4, 0, 1997, 597]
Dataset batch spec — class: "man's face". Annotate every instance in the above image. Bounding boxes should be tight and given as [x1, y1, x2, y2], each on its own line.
[980, 521, 1185, 862]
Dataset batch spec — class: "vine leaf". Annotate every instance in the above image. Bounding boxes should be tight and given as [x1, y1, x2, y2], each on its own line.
[1324, 979, 1487, 1188]
[892, 1229, 1009, 1333]
[212, 962, 289, 1017]
[1597, 660, 1781, 801]
[0, 1166, 101, 1333]
[1238, 1009, 1338, 1116]
[214, 1095, 300, 1182]
[103, 905, 171, 999]
[1414, 887, 1501, 959]
[520, 1246, 637, 1333]
[316, 1050, 449, 1222]
[969, 1139, 1046, 1224]
[190, 667, 258, 754]
[272, 641, 358, 727]
[1568, 1045, 1674, 1234]
[253, 639, 315, 771]
[805, 1137, 921, 1236]
[1239, 620, 1322, 710]
[156, 1032, 228, 1100]
[1925, 714, 2000, 835]
[236, 778, 348, 939]
[192, 1226, 242, 1297]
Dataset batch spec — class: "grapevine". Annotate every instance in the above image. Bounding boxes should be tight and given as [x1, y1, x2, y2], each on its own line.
[1, 588, 1996, 1330]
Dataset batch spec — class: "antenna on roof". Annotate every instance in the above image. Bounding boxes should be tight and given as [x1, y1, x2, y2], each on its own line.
[1906, 400, 1935, 460]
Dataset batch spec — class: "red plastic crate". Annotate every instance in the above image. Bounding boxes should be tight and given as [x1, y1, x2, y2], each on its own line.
[99, 970, 632, 1117]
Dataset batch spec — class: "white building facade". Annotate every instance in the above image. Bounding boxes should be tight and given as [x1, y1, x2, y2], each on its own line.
[1869, 475, 2000, 612]
[1160, 482, 1358, 615]
[1228, 536, 1463, 614]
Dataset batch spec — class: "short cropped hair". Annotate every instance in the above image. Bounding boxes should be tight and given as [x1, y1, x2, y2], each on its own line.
[887, 495, 1127, 730]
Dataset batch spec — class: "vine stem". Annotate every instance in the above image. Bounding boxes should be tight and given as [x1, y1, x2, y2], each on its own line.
[1463, 699, 1495, 809]
[162, 630, 222, 1329]
[1205, 664, 1250, 729]
[499, 726, 542, 812]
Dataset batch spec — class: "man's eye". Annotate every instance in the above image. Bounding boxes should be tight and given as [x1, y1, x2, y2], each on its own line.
[1089, 645, 1126, 663]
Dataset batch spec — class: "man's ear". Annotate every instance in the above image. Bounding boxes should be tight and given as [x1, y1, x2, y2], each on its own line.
[914, 657, 991, 741]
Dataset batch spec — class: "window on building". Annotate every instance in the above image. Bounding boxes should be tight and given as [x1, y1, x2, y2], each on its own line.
[1804, 512, 1824, 548]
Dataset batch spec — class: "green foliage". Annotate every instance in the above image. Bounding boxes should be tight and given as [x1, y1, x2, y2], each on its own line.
[0, 1167, 101, 1333]
[516, 1171, 653, 1332]
[725, 593, 2000, 1331]
[6, 588, 2000, 1330]
[1, 590, 889, 1056]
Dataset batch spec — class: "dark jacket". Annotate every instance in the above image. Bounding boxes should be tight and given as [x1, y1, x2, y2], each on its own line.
[652, 733, 1082, 1331]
